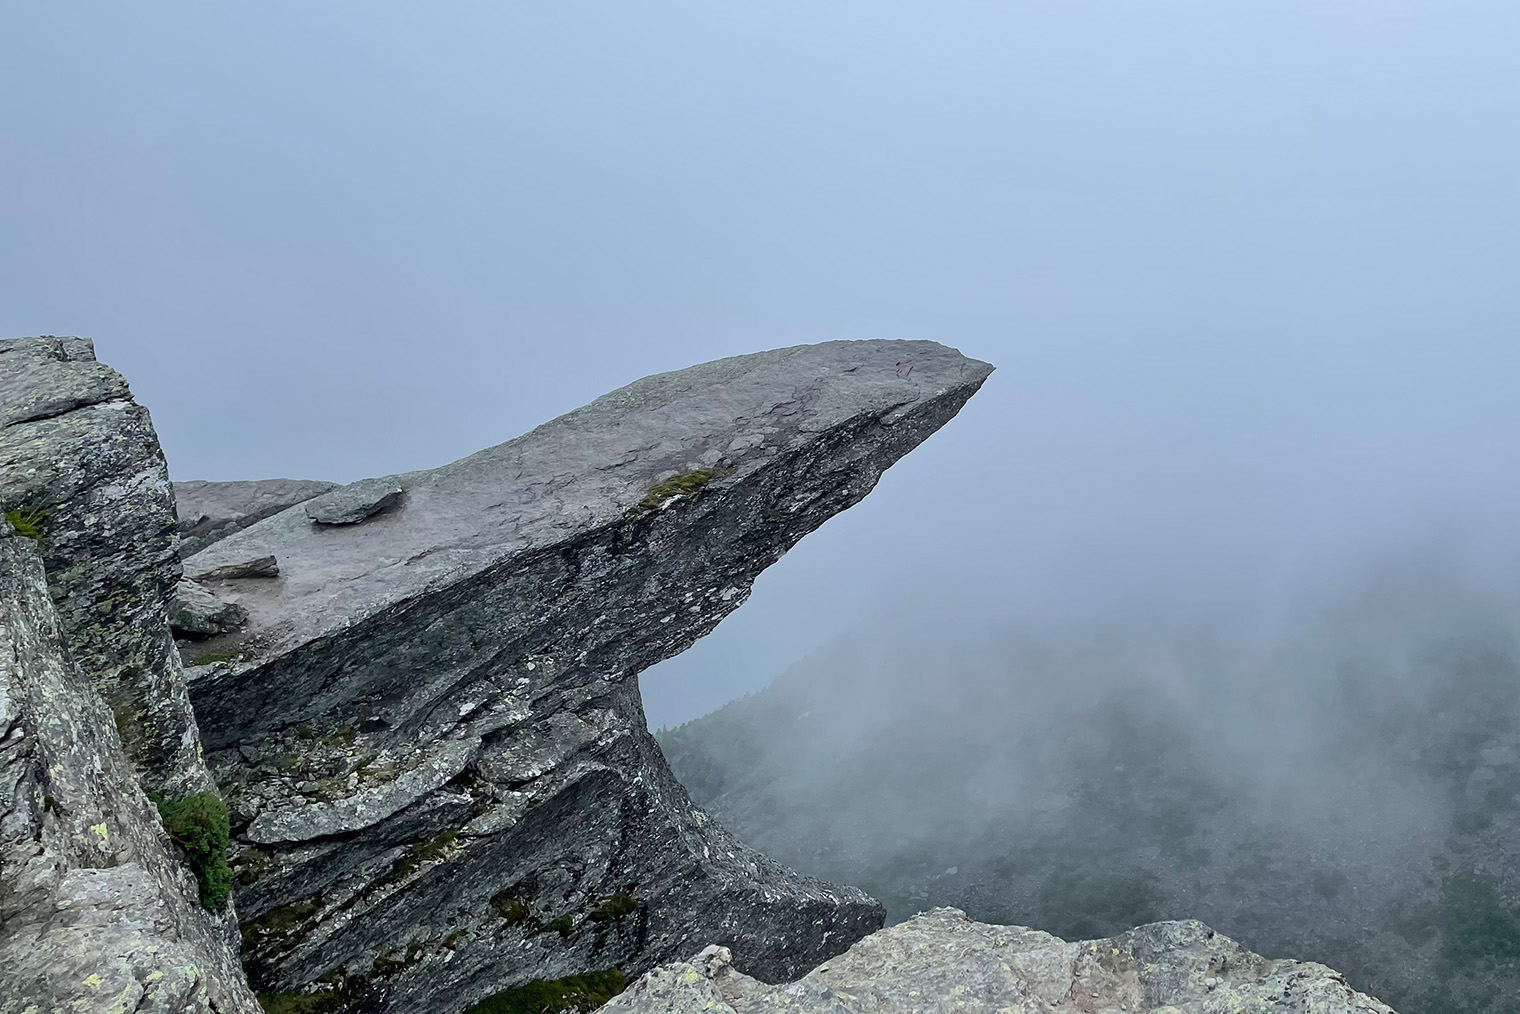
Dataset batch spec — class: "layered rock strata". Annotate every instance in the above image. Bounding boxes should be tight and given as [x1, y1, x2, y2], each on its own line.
[605, 907, 1399, 1014]
[0, 514, 261, 1012]
[181, 340, 993, 1013]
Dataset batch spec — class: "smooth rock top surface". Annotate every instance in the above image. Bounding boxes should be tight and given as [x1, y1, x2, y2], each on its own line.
[605, 908, 1399, 1014]
[189, 339, 989, 664]
[185, 339, 992, 1014]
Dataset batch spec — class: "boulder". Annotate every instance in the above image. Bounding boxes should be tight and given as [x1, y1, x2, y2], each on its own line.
[603, 908, 1399, 1014]
[175, 478, 337, 556]
[171, 578, 251, 638]
[184, 339, 993, 1013]
[0, 521, 261, 1013]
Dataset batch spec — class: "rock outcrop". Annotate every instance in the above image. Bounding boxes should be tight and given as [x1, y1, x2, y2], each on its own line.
[0, 480, 259, 1007]
[179, 340, 993, 1013]
[0, 336, 215, 801]
[605, 907, 1399, 1014]
[174, 479, 337, 557]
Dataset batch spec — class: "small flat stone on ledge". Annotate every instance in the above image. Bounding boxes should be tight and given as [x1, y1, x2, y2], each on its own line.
[188, 554, 279, 580]
[305, 479, 405, 525]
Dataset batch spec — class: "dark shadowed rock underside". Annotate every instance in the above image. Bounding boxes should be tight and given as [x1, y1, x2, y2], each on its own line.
[181, 339, 993, 1013]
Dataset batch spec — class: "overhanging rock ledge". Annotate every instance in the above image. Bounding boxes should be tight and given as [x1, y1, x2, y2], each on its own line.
[183, 339, 993, 1013]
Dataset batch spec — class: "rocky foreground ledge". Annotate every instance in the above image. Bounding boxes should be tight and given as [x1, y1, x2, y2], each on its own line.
[607, 908, 1399, 1014]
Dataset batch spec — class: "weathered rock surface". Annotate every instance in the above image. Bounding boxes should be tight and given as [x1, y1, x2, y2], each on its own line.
[605, 908, 1399, 1014]
[181, 340, 992, 1013]
[0, 524, 262, 1013]
[0, 336, 213, 799]
[171, 578, 251, 638]
[174, 479, 337, 557]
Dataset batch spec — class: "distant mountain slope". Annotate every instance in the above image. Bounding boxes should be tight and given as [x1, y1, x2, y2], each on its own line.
[659, 581, 1520, 1014]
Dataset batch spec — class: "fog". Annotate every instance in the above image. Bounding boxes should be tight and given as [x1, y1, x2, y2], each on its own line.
[9, 2, 1520, 1008]
[6, 3, 1520, 727]
[662, 547, 1520, 1010]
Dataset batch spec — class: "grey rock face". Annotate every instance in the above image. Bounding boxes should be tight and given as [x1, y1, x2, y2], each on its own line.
[175, 478, 337, 557]
[605, 908, 1399, 1014]
[0, 336, 212, 798]
[0, 527, 262, 1014]
[184, 340, 992, 1013]
[171, 578, 251, 638]
[302, 478, 404, 525]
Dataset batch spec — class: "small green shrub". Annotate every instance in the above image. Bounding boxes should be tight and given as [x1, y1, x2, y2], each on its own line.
[588, 892, 637, 923]
[153, 791, 232, 909]
[464, 969, 627, 1014]
[634, 469, 713, 514]
[257, 992, 344, 1014]
[548, 914, 575, 937]
[189, 648, 239, 666]
[4, 506, 47, 544]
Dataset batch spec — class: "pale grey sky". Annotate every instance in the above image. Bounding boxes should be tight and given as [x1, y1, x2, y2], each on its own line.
[6, 3, 1520, 726]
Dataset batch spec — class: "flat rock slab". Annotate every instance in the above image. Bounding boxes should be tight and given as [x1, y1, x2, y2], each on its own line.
[605, 908, 1400, 1014]
[303, 477, 405, 525]
[188, 554, 280, 580]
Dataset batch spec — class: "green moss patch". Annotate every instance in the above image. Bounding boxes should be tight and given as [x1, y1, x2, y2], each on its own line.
[153, 791, 232, 909]
[547, 914, 575, 937]
[4, 506, 48, 544]
[190, 648, 239, 666]
[491, 893, 531, 925]
[242, 899, 322, 950]
[588, 892, 637, 923]
[634, 469, 713, 514]
[384, 829, 459, 884]
[257, 991, 344, 1014]
[464, 969, 627, 1014]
